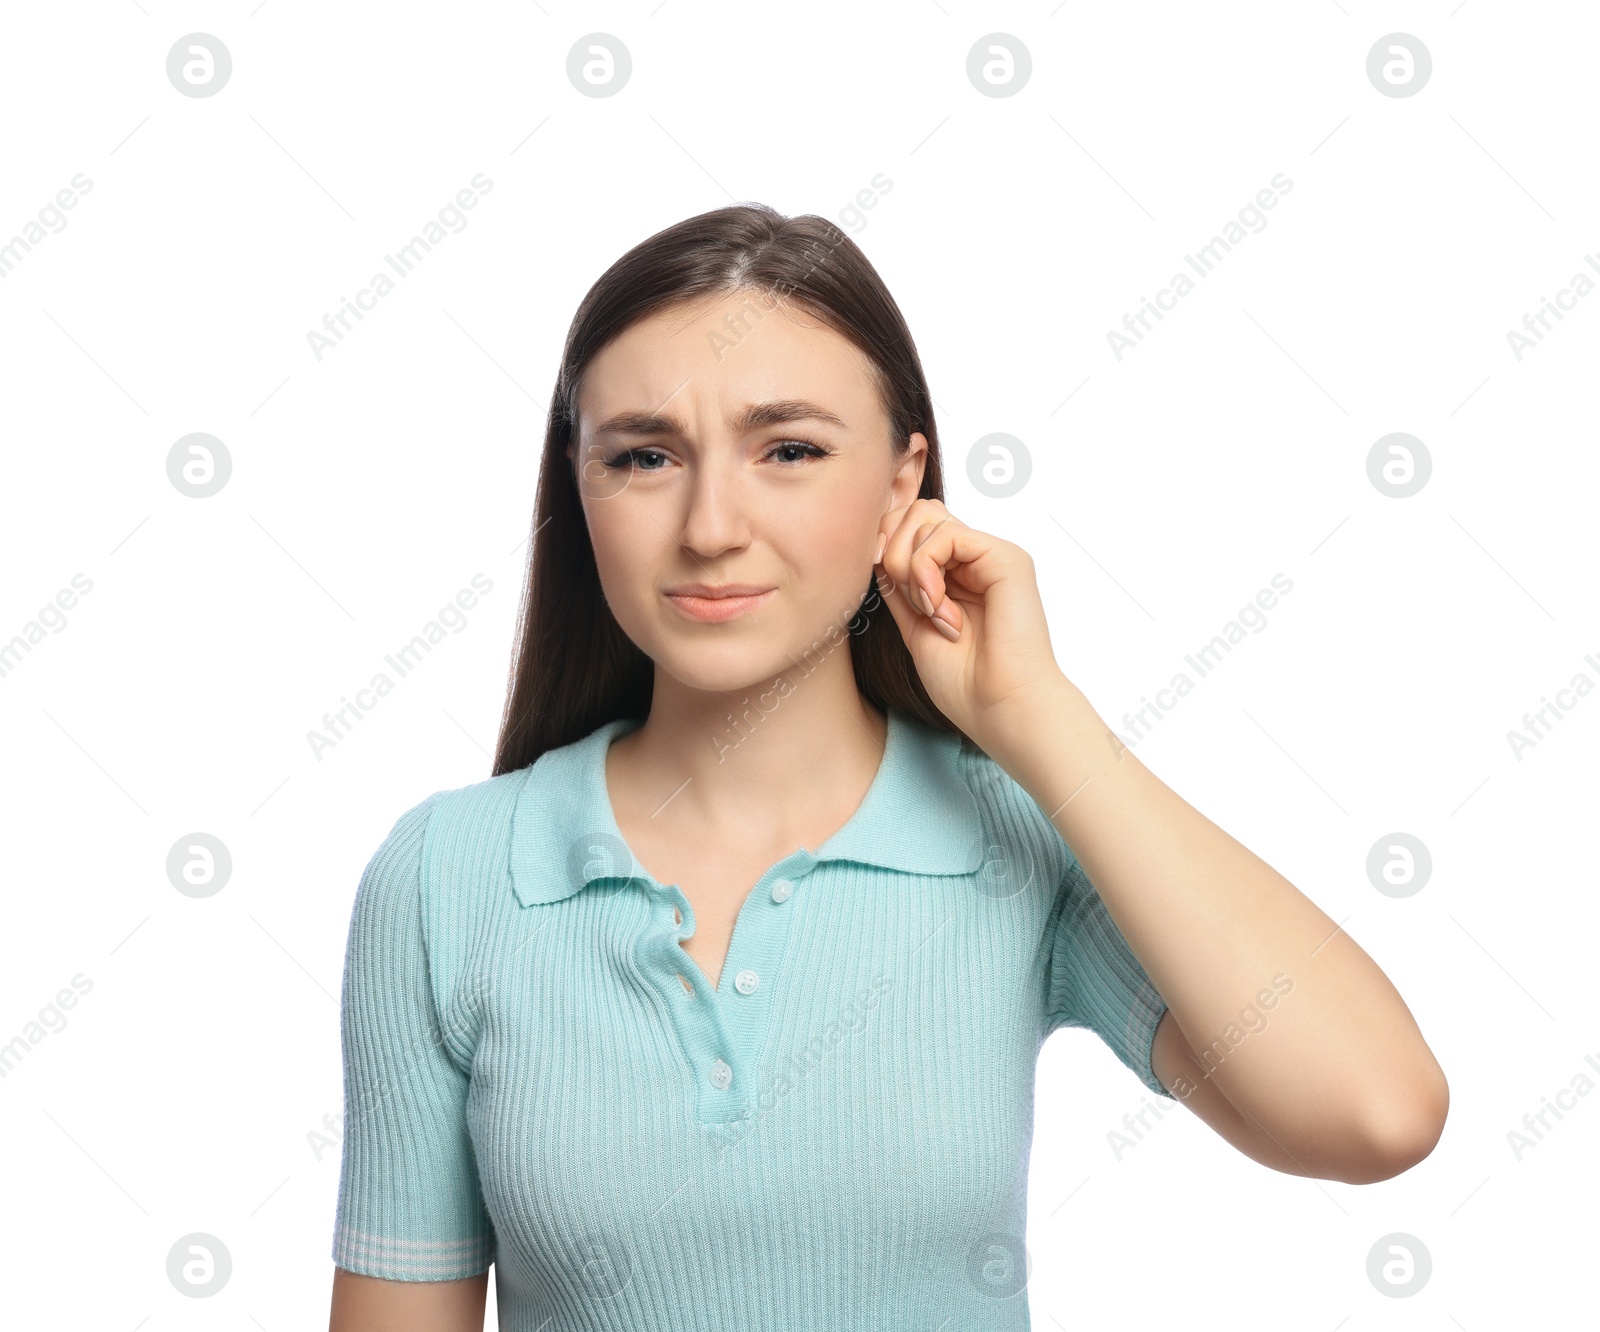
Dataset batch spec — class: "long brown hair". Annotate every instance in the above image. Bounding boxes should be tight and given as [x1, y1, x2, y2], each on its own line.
[490, 202, 957, 777]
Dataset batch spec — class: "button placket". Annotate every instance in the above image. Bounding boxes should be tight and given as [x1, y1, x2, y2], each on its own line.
[707, 853, 812, 1121]
[634, 854, 812, 1124]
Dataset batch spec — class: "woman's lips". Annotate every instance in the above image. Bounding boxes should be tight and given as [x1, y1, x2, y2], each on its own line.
[665, 589, 775, 622]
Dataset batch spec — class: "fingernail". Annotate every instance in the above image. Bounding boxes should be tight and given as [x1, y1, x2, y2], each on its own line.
[873, 533, 886, 564]
[932, 614, 960, 641]
[917, 586, 935, 616]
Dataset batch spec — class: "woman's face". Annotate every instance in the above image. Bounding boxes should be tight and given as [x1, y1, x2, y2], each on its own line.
[569, 288, 927, 696]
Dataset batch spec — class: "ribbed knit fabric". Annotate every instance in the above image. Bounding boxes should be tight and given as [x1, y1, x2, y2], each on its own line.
[332, 707, 1173, 1329]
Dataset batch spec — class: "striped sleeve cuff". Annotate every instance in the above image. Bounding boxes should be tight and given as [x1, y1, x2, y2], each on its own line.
[332, 1224, 495, 1281]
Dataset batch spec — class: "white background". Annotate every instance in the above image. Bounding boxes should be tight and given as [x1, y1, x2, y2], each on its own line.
[1, 2, 1594, 1327]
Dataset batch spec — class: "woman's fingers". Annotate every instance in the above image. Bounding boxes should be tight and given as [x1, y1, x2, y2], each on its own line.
[877, 499, 994, 629]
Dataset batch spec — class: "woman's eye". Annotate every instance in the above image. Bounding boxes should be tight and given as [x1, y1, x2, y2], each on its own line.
[601, 448, 668, 471]
[766, 440, 831, 465]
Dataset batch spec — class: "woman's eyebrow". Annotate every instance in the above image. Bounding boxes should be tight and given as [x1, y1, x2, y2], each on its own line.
[593, 399, 848, 438]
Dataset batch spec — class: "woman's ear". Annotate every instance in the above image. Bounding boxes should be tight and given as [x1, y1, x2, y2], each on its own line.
[890, 431, 929, 506]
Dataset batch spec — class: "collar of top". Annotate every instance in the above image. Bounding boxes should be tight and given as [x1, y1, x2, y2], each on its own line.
[508, 707, 987, 907]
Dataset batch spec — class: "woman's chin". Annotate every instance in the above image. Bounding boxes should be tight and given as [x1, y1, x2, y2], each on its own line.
[653, 648, 797, 701]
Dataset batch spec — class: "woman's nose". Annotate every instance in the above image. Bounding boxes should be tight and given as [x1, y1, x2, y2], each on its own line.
[678, 457, 752, 555]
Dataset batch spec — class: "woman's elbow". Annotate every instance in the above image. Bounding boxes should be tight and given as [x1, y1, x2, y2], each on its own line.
[1340, 1071, 1450, 1184]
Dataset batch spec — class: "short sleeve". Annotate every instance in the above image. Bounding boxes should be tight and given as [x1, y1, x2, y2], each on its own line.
[331, 796, 497, 1279]
[1042, 845, 1176, 1101]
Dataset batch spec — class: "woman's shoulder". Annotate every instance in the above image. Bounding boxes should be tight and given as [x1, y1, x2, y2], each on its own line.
[941, 724, 1077, 889]
[352, 767, 532, 924]
[414, 764, 535, 847]
[941, 722, 1028, 808]
[397, 716, 622, 860]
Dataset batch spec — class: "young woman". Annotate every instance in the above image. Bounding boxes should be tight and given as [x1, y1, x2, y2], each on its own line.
[328, 204, 1448, 1331]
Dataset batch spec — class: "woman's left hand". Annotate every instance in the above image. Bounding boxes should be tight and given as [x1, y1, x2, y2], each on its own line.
[873, 498, 1070, 751]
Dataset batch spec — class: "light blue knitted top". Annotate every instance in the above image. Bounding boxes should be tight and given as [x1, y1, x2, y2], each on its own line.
[332, 706, 1173, 1329]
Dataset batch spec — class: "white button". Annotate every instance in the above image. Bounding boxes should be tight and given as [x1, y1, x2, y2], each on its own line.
[734, 969, 759, 995]
[770, 879, 793, 903]
[710, 1058, 732, 1089]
